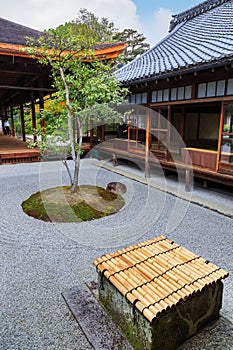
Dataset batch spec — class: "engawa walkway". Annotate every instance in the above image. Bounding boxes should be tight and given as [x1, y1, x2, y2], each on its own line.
[0, 132, 40, 164]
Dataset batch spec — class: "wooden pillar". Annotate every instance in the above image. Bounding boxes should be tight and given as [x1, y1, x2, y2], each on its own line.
[196, 112, 201, 140]
[127, 114, 130, 151]
[185, 168, 192, 192]
[101, 119, 105, 142]
[20, 104, 26, 141]
[4, 105, 11, 135]
[84, 117, 88, 139]
[10, 106, 15, 136]
[145, 109, 151, 177]
[203, 179, 208, 188]
[216, 101, 224, 173]
[112, 152, 118, 166]
[191, 82, 196, 100]
[31, 91, 37, 143]
[136, 114, 138, 141]
[0, 105, 3, 130]
[90, 119, 94, 148]
[4, 105, 8, 120]
[39, 95, 45, 142]
[96, 126, 99, 140]
[166, 105, 171, 160]
[158, 108, 161, 151]
[180, 106, 185, 139]
[38, 77, 46, 142]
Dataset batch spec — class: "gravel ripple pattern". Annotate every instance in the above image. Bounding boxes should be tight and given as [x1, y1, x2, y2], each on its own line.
[0, 160, 232, 350]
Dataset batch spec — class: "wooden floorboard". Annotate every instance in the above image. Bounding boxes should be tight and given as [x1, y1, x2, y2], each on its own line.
[0, 133, 40, 164]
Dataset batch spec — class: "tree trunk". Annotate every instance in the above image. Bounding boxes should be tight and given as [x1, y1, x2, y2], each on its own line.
[59, 66, 79, 192]
[70, 116, 83, 193]
[59, 67, 76, 162]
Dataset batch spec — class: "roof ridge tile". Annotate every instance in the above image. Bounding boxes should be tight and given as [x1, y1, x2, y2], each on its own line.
[170, 0, 229, 32]
[115, 0, 233, 84]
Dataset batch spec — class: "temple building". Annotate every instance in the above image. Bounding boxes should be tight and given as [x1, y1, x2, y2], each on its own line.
[0, 17, 126, 164]
[112, 0, 233, 189]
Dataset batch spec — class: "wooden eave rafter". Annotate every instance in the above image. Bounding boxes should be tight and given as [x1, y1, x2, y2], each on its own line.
[94, 42, 127, 59]
[0, 40, 126, 107]
[0, 43, 30, 58]
[0, 42, 127, 60]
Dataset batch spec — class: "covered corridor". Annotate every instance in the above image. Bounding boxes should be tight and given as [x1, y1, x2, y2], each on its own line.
[0, 133, 40, 164]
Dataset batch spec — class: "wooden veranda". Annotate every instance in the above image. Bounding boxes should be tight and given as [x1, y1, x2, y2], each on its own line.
[0, 133, 40, 165]
[96, 136, 233, 191]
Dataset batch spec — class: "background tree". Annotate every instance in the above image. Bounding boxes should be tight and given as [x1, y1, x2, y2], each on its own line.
[26, 21, 128, 193]
[76, 8, 117, 42]
[76, 9, 150, 64]
[113, 29, 150, 64]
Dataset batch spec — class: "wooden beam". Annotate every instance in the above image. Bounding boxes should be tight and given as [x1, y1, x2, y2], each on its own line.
[150, 95, 233, 108]
[0, 69, 37, 76]
[0, 85, 55, 92]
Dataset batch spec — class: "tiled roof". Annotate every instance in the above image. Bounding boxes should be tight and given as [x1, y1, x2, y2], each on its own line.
[95, 42, 126, 50]
[0, 17, 126, 58]
[115, 0, 233, 84]
[0, 17, 42, 45]
[169, 0, 229, 31]
[94, 235, 228, 323]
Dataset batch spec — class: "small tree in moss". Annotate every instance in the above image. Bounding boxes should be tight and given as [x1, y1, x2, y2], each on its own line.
[26, 21, 128, 193]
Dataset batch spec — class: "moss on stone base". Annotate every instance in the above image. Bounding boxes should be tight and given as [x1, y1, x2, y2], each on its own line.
[98, 273, 224, 350]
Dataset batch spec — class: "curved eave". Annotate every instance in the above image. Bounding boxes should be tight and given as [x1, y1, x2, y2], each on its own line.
[120, 55, 233, 86]
[0, 42, 127, 60]
[94, 42, 127, 60]
[0, 43, 32, 58]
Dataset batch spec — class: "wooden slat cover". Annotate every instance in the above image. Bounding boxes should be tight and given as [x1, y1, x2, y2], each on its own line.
[94, 235, 229, 322]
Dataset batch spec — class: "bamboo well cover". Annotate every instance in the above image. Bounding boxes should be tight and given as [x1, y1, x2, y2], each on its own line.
[94, 235, 229, 323]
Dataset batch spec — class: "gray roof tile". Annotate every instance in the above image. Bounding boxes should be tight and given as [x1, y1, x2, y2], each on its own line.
[116, 0, 233, 84]
[0, 17, 125, 52]
[0, 17, 42, 45]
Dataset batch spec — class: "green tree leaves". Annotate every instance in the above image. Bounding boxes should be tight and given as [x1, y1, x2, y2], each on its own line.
[25, 19, 128, 192]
